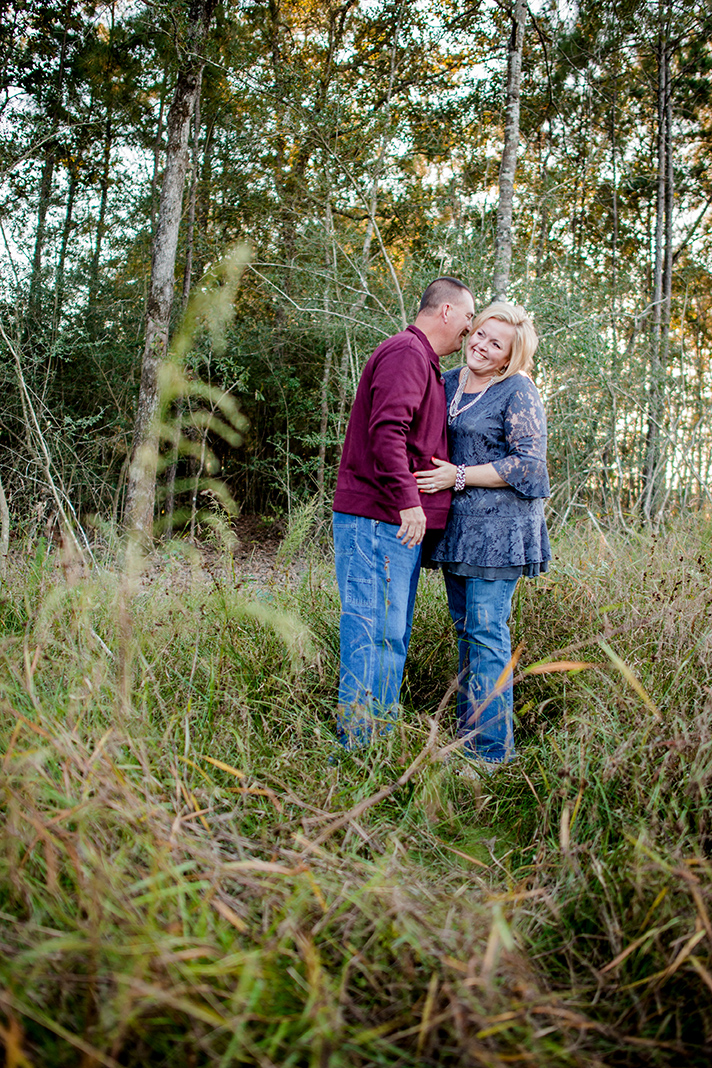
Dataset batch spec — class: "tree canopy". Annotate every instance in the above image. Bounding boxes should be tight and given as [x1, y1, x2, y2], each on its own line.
[1, 0, 711, 539]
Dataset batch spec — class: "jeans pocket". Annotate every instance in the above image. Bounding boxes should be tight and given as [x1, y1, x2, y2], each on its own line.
[344, 545, 373, 607]
[334, 515, 373, 608]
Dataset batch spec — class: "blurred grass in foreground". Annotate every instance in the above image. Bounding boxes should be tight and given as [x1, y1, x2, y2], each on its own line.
[1, 518, 712, 1066]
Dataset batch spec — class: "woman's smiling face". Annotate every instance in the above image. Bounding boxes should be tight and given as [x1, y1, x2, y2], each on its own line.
[466, 317, 516, 380]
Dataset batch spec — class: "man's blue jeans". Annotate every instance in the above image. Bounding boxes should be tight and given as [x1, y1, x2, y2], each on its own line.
[333, 512, 422, 748]
[443, 570, 518, 763]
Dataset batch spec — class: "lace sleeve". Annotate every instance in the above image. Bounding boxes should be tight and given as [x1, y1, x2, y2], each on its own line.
[492, 378, 550, 498]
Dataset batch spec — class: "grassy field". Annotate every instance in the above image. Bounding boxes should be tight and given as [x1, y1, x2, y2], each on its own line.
[1, 518, 712, 1067]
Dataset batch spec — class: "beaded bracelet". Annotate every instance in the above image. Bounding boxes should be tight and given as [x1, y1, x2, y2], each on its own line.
[454, 464, 466, 492]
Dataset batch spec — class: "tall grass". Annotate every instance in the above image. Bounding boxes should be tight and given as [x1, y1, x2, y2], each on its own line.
[1, 519, 712, 1065]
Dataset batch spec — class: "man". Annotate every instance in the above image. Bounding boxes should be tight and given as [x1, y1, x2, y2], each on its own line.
[332, 277, 475, 749]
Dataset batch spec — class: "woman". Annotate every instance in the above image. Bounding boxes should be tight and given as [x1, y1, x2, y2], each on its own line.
[415, 303, 550, 766]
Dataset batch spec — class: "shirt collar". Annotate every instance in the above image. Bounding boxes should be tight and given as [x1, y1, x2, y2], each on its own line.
[406, 324, 441, 371]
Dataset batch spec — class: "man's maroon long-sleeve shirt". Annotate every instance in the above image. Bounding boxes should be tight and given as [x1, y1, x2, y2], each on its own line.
[333, 325, 451, 529]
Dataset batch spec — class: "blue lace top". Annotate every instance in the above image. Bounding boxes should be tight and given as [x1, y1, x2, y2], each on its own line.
[428, 369, 551, 575]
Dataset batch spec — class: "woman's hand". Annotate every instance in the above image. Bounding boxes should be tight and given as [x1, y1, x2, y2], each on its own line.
[413, 457, 457, 494]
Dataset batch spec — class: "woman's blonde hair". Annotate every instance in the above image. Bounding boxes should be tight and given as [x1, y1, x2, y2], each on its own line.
[470, 302, 538, 381]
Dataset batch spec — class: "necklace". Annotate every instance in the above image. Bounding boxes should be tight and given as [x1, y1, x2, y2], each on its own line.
[448, 367, 496, 425]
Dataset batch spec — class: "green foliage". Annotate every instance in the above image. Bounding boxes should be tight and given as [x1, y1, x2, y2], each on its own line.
[3, 0, 711, 529]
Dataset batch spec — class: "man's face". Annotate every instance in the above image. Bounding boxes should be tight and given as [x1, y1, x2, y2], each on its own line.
[443, 295, 475, 353]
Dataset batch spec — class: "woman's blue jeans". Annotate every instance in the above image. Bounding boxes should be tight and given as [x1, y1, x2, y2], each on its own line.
[443, 570, 518, 763]
[333, 512, 422, 749]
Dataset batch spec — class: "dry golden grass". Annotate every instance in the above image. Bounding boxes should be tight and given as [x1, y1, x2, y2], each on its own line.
[1, 520, 712, 1065]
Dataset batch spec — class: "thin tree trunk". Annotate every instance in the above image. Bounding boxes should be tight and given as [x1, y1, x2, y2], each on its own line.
[336, 211, 375, 438]
[607, 54, 626, 527]
[163, 407, 182, 540]
[182, 66, 203, 309]
[535, 126, 549, 278]
[610, 85, 619, 352]
[27, 153, 55, 328]
[574, 80, 592, 266]
[124, 0, 216, 539]
[0, 470, 9, 575]
[655, 46, 675, 523]
[643, 33, 669, 523]
[48, 163, 77, 408]
[189, 411, 208, 539]
[87, 109, 113, 337]
[27, 0, 71, 332]
[150, 68, 169, 234]
[316, 202, 336, 518]
[164, 67, 204, 538]
[661, 64, 674, 363]
[335, 5, 401, 432]
[175, 109, 216, 532]
[316, 344, 333, 518]
[195, 114, 215, 282]
[86, 0, 116, 337]
[52, 165, 77, 346]
[492, 0, 526, 302]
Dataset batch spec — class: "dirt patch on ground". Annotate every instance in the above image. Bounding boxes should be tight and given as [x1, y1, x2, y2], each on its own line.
[228, 514, 290, 587]
[16, 515, 306, 596]
[233, 514, 285, 556]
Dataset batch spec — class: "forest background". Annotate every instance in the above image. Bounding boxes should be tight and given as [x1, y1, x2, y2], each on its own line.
[4, 1, 712, 1066]
[3, 0, 712, 540]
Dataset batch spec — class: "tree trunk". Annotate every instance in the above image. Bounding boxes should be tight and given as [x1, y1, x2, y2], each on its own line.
[336, 207, 376, 438]
[609, 80, 619, 351]
[316, 343, 333, 518]
[52, 164, 77, 347]
[27, 152, 55, 330]
[195, 114, 215, 282]
[0, 470, 9, 576]
[26, 0, 72, 334]
[335, 4, 402, 434]
[124, 0, 216, 539]
[643, 31, 670, 523]
[316, 201, 336, 518]
[181, 66, 203, 310]
[86, 109, 114, 338]
[662, 65, 674, 364]
[492, 0, 526, 302]
[607, 42, 626, 527]
[534, 125, 549, 278]
[150, 68, 169, 234]
[163, 67, 204, 538]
